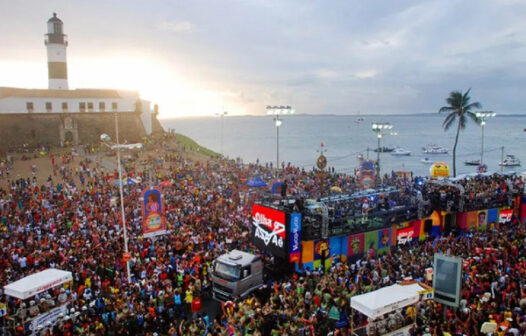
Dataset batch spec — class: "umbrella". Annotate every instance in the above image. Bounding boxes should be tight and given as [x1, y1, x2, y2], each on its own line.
[246, 177, 267, 188]
[160, 180, 172, 187]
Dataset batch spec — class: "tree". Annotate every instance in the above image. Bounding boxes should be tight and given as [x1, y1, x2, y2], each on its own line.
[439, 89, 481, 177]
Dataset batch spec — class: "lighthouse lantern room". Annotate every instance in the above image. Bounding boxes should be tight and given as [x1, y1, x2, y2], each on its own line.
[45, 13, 68, 90]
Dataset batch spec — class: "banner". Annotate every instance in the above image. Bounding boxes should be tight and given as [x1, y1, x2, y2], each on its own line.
[142, 187, 167, 238]
[27, 304, 68, 334]
[359, 160, 376, 188]
[252, 204, 287, 258]
[499, 209, 513, 223]
[396, 226, 414, 245]
[289, 213, 302, 263]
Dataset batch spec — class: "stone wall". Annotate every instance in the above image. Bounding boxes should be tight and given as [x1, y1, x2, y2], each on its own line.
[0, 112, 161, 149]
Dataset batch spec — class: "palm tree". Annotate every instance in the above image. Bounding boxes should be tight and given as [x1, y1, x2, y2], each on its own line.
[439, 89, 481, 177]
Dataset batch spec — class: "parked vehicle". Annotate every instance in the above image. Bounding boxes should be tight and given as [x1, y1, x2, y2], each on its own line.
[212, 250, 264, 301]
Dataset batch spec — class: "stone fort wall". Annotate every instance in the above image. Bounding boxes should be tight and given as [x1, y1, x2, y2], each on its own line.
[0, 112, 164, 149]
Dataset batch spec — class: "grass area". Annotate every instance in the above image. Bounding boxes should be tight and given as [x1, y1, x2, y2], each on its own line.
[174, 133, 221, 158]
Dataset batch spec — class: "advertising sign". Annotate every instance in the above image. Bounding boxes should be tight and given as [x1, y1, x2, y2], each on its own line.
[252, 204, 287, 258]
[433, 253, 462, 307]
[27, 304, 68, 334]
[289, 213, 302, 263]
[141, 187, 167, 238]
[499, 209, 513, 223]
[397, 226, 414, 245]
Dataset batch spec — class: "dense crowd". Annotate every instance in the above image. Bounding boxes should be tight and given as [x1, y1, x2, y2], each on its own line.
[0, 133, 523, 336]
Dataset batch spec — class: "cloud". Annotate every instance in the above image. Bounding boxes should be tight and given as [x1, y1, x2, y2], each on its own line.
[156, 20, 195, 33]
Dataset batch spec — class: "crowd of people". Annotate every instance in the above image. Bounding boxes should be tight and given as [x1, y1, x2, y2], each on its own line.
[0, 132, 523, 336]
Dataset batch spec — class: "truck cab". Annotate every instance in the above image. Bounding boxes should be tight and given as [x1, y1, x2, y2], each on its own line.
[212, 250, 263, 301]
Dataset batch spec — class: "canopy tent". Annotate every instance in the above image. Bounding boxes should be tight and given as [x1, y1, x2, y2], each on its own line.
[350, 284, 419, 320]
[4, 269, 72, 300]
[246, 177, 267, 188]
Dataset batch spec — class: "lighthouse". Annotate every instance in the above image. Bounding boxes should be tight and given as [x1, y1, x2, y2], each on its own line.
[45, 13, 68, 90]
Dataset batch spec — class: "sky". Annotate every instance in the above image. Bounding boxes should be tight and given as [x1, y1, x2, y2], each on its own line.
[1, 0, 526, 118]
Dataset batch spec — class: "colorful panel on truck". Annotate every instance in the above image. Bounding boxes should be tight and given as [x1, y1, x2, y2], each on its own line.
[428, 211, 442, 237]
[487, 208, 498, 227]
[466, 211, 478, 230]
[456, 212, 468, 233]
[499, 208, 513, 223]
[377, 227, 391, 254]
[347, 233, 364, 263]
[313, 239, 330, 260]
[301, 241, 314, 264]
[364, 230, 378, 258]
[329, 236, 343, 261]
[474, 210, 488, 230]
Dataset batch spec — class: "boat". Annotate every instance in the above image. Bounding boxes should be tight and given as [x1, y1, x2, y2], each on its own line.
[357, 153, 364, 161]
[373, 146, 395, 153]
[354, 111, 365, 124]
[422, 144, 448, 154]
[391, 147, 411, 156]
[464, 159, 480, 166]
[421, 157, 432, 164]
[499, 154, 521, 167]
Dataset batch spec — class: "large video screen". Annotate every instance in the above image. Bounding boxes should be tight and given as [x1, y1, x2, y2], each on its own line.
[433, 253, 462, 307]
[252, 204, 287, 258]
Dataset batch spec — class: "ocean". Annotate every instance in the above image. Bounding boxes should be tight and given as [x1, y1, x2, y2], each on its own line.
[161, 114, 525, 177]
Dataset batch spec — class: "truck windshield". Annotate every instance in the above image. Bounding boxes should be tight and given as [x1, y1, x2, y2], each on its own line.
[214, 262, 240, 281]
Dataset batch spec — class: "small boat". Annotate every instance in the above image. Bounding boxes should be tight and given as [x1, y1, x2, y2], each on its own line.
[499, 154, 521, 167]
[373, 146, 395, 153]
[357, 153, 364, 161]
[464, 159, 480, 166]
[421, 157, 432, 164]
[391, 147, 411, 156]
[422, 144, 448, 154]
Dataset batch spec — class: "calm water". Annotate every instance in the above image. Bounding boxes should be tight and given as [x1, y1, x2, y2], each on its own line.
[161, 114, 526, 177]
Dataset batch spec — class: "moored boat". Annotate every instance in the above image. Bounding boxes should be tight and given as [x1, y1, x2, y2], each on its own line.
[499, 154, 521, 167]
[422, 144, 448, 154]
[391, 147, 411, 156]
[464, 159, 480, 166]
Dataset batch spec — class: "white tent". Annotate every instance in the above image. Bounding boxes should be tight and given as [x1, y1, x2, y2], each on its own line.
[4, 269, 72, 299]
[350, 284, 420, 319]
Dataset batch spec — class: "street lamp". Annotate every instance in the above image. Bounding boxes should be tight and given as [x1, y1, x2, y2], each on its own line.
[215, 111, 227, 156]
[266, 105, 295, 171]
[100, 114, 143, 284]
[475, 111, 496, 164]
[371, 122, 393, 184]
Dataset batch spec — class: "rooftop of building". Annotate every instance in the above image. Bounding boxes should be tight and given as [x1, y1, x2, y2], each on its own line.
[0, 87, 139, 99]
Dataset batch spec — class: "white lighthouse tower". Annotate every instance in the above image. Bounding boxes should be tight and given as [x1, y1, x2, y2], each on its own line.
[45, 13, 68, 90]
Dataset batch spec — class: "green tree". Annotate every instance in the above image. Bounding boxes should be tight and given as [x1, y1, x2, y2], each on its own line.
[439, 89, 481, 177]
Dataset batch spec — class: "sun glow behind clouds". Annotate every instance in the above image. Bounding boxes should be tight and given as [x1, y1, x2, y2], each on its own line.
[68, 53, 228, 118]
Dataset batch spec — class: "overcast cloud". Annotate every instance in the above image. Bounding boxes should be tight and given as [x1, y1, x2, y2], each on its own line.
[1, 0, 525, 117]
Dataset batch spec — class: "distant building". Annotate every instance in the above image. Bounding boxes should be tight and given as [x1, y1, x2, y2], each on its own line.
[0, 13, 161, 148]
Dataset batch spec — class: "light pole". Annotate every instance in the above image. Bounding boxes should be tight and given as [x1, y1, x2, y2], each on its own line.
[266, 105, 295, 171]
[371, 122, 393, 184]
[100, 114, 142, 284]
[475, 111, 496, 164]
[215, 111, 227, 156]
